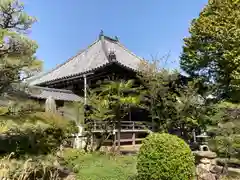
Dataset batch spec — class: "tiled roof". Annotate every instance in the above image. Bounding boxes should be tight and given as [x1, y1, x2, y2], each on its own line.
[0, 86, 82, 106]
[25, 72, 48, 85]
[30, 34, 143, 85]
[25, 86, 82, 102]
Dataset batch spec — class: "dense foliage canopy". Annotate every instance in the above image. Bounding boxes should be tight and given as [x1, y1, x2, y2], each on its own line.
[180, 0, 240, 101]
[0, 0, 42, 95]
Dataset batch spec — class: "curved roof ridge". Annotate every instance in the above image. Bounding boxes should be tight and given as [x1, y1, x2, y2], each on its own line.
[116, 40, 144, 62]
[103, 37, 144, 71]
[31, 33, 145, 85]
[30, 39, 100, 85]
[42, 39, 99, 79]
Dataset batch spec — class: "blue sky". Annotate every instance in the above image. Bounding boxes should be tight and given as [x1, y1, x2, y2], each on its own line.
[23, 0, 207, 72]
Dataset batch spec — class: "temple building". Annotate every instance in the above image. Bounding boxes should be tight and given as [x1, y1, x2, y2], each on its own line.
[28, 32, 142, 103]
[24, 32, 195, 149]
[26, 32, 150, 148]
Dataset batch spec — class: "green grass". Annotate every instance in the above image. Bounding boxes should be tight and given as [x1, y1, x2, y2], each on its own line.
[63, 149, 137, 180]
[62, 149, 240, 180]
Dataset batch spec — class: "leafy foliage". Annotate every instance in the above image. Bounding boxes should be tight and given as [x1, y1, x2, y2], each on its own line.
[138, 59, 211, 142]
[67, 80, 142, 152]
[138, 58, 179, 131]
[97, 79, 143, 150]
[0, 111, 77, 155]
[180, 0, 240, 101]
[0, 0, 42, 95]
[0, 0, 78, 157]
[137, 133, 195, 180]
[208, 101, 240, 159]
[0, 154, 74, 180]
[65, 90, 115, 152]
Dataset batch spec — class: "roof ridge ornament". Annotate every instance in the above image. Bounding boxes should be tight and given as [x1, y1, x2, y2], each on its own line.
[115, 36, 119, 41]
[99, 30, 119, 42]
[99, 30, 104, 40]
[108, 49, 116, 62]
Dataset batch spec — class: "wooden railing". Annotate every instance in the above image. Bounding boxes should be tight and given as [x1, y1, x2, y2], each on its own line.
[58, 109, 153, 133]
[92, 121, 153, 132]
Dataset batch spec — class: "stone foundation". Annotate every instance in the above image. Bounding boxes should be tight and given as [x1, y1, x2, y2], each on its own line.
[194, 151, 226, 180]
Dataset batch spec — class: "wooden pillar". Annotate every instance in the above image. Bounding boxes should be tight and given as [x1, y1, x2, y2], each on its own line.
[83, 74, 87, 105]
[129, 111, 132, 122]
[117, 123, 121, 151]
[113, 131, 116, 150]
[193, 129, 196, 143]
[132, 132, 136, 147]
[91, 134, 94, 150]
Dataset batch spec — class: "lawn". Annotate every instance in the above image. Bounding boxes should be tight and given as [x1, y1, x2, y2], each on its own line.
[62, 149, 240, 180]
[63, 149, 137, 180]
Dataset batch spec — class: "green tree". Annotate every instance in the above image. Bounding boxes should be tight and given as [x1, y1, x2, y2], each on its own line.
[138, 58, 179, 132]
[85, 92, 115, 151]
[98, 80, 142, 151]
[0, 0, 42, 95]
[0, 0, 43, 119]
[138, 59, 210, 142]
[0, 1, 76, 156]
[66, 81, 142, 152]
[180, 0, 240, 101]
[208, 101, 240, 159]
[64, 90, 115, 152]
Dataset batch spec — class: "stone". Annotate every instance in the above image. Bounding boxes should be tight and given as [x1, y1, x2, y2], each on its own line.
[210, 165, 223, 174]
[199, 173, 217, 180]
[194, 151, 217, 159]
[196, 164, 209, 175]
[210, 159, 217, 165]
[201, 158, 211, 164]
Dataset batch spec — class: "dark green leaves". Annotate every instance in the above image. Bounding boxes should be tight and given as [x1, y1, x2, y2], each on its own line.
[180, 0, 240, 100]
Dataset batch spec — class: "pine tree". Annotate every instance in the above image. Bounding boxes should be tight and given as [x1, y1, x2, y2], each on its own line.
[0, 0, 42, 95]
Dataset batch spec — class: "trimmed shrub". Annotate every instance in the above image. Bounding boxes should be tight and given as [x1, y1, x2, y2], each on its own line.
[137, 133, 195, 180]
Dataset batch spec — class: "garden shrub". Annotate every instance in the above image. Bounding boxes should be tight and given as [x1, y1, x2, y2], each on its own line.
[0, 127, 64, 155]
[61, 148, 86, 173]
[0, 112, 78, 156]
[0, 154, 74, 180]
[137, 133, 195, 180]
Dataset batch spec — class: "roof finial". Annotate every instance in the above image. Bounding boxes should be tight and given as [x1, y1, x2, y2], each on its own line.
[99, 30, 104, 39]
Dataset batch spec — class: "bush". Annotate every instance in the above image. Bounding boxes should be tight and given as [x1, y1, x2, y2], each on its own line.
[0, 154, 74, 180]
[137, 133, 195, 180]
[0, 112, 78, 156]
[0, 127, 65, 155]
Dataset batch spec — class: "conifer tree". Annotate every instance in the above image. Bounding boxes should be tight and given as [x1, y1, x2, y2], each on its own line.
[0, 0, 42, 95]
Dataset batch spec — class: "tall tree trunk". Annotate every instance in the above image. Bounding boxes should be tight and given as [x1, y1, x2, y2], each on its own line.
[95, 133, 111, 151]
[117, 118, 121, 152]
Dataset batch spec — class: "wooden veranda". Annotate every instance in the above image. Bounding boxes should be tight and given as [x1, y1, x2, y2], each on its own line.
[91, 121, 153, 147]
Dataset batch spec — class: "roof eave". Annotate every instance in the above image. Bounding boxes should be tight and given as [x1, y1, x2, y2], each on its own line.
[36, 61, 140, 86]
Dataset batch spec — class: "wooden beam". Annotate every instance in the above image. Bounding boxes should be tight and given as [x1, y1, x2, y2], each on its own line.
[83, 74, 87, 105]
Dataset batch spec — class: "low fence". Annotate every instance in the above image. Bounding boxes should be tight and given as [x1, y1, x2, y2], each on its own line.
[92, 121, 153, 132]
